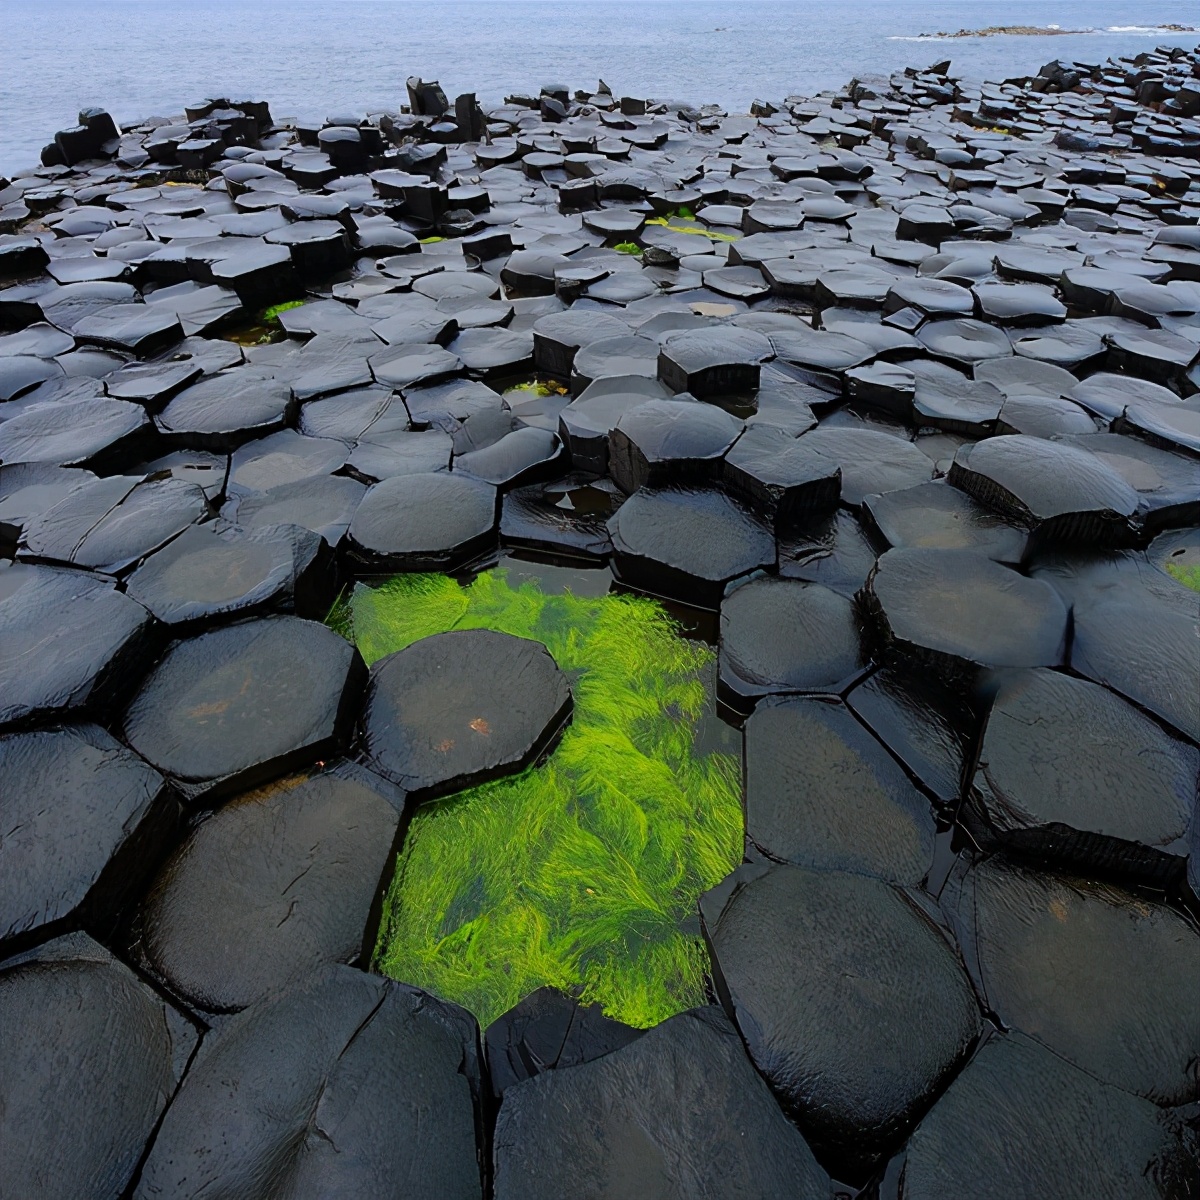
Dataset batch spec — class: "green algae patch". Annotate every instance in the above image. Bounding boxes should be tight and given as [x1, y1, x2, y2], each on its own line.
[1164, 560, 1200, 592]
[332, 570, 743, 1028]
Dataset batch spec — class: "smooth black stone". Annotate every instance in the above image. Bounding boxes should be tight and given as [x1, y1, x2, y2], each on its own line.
[125, 522, 332, 628]
[493, 1005, 830, 1200]
[884, 276, 974, 318]
[896, 1032, 1199, 1200]
[0, 462, 94, 549]
[721, 422, 841, 532]
[608, 486, 775, 607]
[1011, 322, 1106, 370]
[779, 508, 879, 596]
[0, 725, 175, 947]
[226, 429, 348, 499]
[972, 356, 1076, 398]
[19, 474, 208, 575]
[156, 373, 295, 452]
[348, 427, 453, 480]
[369, 342, 462, 389]
[944, 859, 1200, 1106]
[448, 327, 535, 378]
[972, 282, 1067, 326]
[500, 473, 619, 559]
[949, 435, 1138, 547]
[996, 392, 1097, 438]
[105, 360, 203, 411]
[790, 427, 934, 506]
[134, 968, 482, 1200]
[455, 426, 563, 488]
[298, 384, 397, 441]
[743, 696, 936, 882]
[720, 577, 867, 706]
[965, 668, 1196, 885]
[0, 354, 64, 402]
[72, 302, 183, 356]
[138, 762, 403, 1012]
[0, 562, 155, 729]
[0, 933, 198, 1200]
[608, 399, 742, 493]
[860, 548, 1068, 678]
[123, 616, 365, 803]
[656, 327, 772, 397]
[571, 334, 660, 389]
[1118, 399, 1200, 457]
[364, 628, 571, 799]
[222, 472, 366, 545]
[702, 863, 979, 1172]
[1066, 371, 1183, 423]
[769, 327, 875, 373]
[557, 388, 650, 474]
[347, 471, 497, 571]
[532, 309, 629, 377]
[0, 395, 151, 471]
[917, 318, 1013, 365]
[485, 986, 644, 1100]
[862, 481, 1028, 564]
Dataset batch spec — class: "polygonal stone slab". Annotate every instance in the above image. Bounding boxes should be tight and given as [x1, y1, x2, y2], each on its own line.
[493, 1005, 831, 1200]
[944, 859, 1200, 1106]
[133, 968, 482, 1200]
[138, 763, 404, 1012]
[897, 1032, 1198, 1200]
[0, 562, 155, 729]
[608, 399, 742, 493]
[226, 429, 349, 499]
[949, 435, 1138, 547]
[364, 628, 572, 799]
[0, 726, 176, 948]
[656, 326, 773, 397]
[862, 480, 1027, 564]
[455, 427, 563, 489]
[347, 471, 497, 571]
[0, 463, 95, 550]
[0, 932, 198, 1200]
[964, 669, 1196, 886]
[156, 373, 296, 452]
[124, 522, 332, 629]
[123, 616, 365, 803]
[702, 863, 980, 1172]
[0, 395, 151, 471]
[720, 577, 867, 708]
[791, 428, 933, 506]
[860, 548, 1068, 678]
[608, 486, 775, 607]
[743, 696, 937, 882]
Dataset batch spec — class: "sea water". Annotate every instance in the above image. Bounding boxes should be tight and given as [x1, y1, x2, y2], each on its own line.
[1, 0, 1198, 175]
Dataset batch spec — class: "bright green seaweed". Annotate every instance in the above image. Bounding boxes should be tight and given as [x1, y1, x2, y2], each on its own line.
[331, 570, 743, 1029]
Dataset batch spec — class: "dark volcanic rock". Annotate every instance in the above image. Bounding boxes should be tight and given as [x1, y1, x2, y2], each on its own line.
[156, 373, 296, 452]
[897, 1032, 1199, 1200]
[720, 577, 867, 707]
[608, 398, 742, 493]
[363, 628, 571, 799]
[721, 422, 841, 532]
[224, 473, 366, 545]
[134, 967, 482, 1199]
[138, 762, 404, 1012]
[0, 462, 95, 551]
[0, 395, 151, 471]
[485, 986, 644, 1100]
[0, 725, 176, 947]
[493, 1005, 831, 1200]
[743, 697, 937, 882]
[860, 548, 1068, 678]
[702, 863, 980, 1171]
[608, 486, 775, 607]
[500, 473, 618, 559]
[0, 562, 155, 728]
[949, 435, 1139, 547]
[123, 616, 365, 803]
[455, 426, 563, 488]
[945, 859, 1200, 1106]
[656, 326, 772, 397]
[964, 669, 1196, 885]
[0, 932, 197, 1200]
[791, 428, 934, 506]
[347, 471, 497, 571]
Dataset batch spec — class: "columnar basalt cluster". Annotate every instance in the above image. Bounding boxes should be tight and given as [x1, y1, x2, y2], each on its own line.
[1, 46, 1199, 1200]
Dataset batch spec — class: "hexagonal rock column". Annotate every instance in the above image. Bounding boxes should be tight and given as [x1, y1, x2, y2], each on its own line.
[701, 863, 980, 1174]
[0, 725, 177, 949]
[492, 1006, 831, 1200]
[943, 859, 1200, 1106]
[133, 968, 482, 1200]
[347, 471, 498, 573]
[136, 762, 405, 1013]
[859, 548, 1068, 679]
[0, 932, 198, 1200]
[895, 1033, 1199, 1200]
[607, 486, 775, 608]
[656, 326, 773, 397]
[963, 669, 1197, 886]
[743, 698, 937, 884]
[0, 562, 156, 729]
[607, 399, 742, 494]
[123, 616, 366, 803]
[363, 629, 572, 800]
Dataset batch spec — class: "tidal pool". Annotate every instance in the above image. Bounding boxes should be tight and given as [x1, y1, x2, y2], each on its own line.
[331, 568, 743, 1028]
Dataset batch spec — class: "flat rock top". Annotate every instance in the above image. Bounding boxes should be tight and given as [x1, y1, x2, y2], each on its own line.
[364, 628, 572, 798]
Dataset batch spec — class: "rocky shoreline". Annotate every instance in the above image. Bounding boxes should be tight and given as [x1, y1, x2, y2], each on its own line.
[2, 42, 1199, 1200]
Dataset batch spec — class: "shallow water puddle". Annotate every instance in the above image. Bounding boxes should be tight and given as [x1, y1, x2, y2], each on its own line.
[331, 566, 743, 1028]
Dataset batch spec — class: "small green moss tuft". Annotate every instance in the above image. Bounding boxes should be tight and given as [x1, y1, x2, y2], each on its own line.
[1165, 560, 1200, 592]
[337, 570, 743, 1029]
[261, 299, 306, 323]
[613, 241, 642, 256]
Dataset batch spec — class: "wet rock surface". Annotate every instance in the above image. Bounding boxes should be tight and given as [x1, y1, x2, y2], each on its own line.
[3, 43, 1200, 1195]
